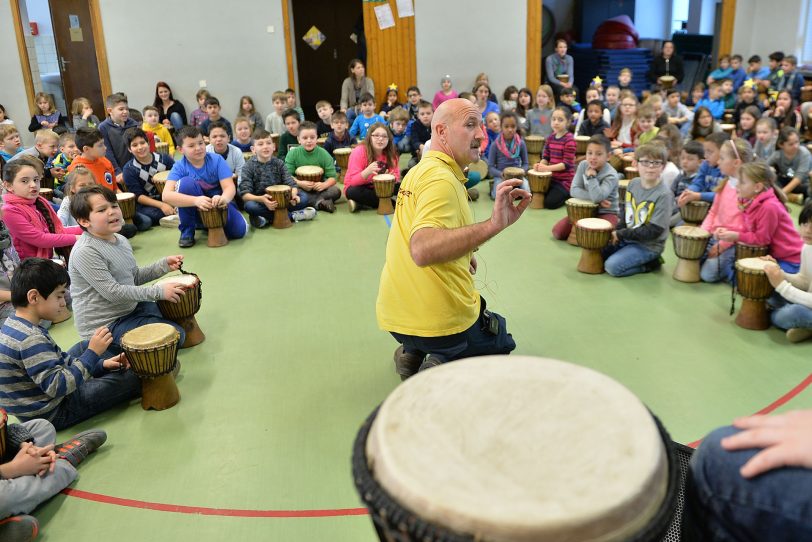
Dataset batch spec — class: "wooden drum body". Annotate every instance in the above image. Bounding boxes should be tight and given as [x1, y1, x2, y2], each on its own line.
[735, 243, 768, 261]
[152, 170, 169, 196]
[575, 135, 591, 156]
[155, 141, 170, 157]
[525, 135, 544, 163]
[576, 218, 613, 274]
[680, 201, 710, 226]
[720, 124, 736, 136]
[373, 174, 396, 215]
[334, 148, 351, 183]
[352, 356, 683, 542]
[39, 188, 54, 201]
[556, 74, 570, 84]
[735, 258, 775, 330]
[659, 75, 676, 89]
[672, 226, 711, 283]
[116, 192, 136, 224]
[198, 207, 228, 247]
[155, 273, 205, 348]
[566, 198, 599, 246]
[618, 179, 630, 203]
[266, 185, 292, 229]
[295, 165, 324, 184]
[120, 323, 180, 411]
[527, 170, 551, 209]
[625, 166, 638, 180]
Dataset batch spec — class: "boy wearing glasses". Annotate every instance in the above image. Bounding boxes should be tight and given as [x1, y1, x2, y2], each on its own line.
[284, 121, 341, 213]
[602, 142, 673, 277]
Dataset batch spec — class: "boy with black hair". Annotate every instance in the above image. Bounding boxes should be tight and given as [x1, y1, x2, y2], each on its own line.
[670, 140, 704, 226]
[122, 127, 176, 226]
[349, 93, 386, 141]
[0, 257, 140, 429]
[577, 100, 610, 136]
[161, 127, 248, 247]
[746, 55, 770, 82]
[404, 86, 422, 120]
[200, 97, 232, 139]
[765, 51, 786, 92]
[558, 87, 579, 118]
[97, 92, 139, 183]
[277, 109, 301, 160]
[285, 121, 340, 213]
[69, 185, 188, 351]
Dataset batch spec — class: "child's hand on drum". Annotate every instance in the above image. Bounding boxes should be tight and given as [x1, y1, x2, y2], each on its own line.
[533, 162, 547, 172]
[210, 195, 227, 208]
[764, 263, 785, 287]
[297, 179, 316, 190]
[161, 281, 186, 303]
[194, 195, 213, 211]
[160, 203, 175, 216]
[88, 327, 114, 356]
[599, 199, 611, 208]
[262, 195, 278, 211]
[677, 191, 699, 206]
[717, 228, 739, 242]
[102, 352, 129, 372]
[166, 255, 183, 270]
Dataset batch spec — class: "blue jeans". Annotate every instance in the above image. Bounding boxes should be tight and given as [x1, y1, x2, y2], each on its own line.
[390, 298, 516, 363]
[137, 203, 166, 226]
[106, 301, 186, 354]
[770, 295, 812, 330]
[602, 241, 660, 277]
[169, 112, 184, 131]
[43, 342, 142, 430]
[682, 425, 812, 541]
[490, 176, 530, 199]
[701, 241, 736, 283]
[176, 177, 247, 241]
[132, 210, 153, 231]
[243, 195, 309, 222]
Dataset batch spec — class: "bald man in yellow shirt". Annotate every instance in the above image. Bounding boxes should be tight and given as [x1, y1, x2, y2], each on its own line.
[376, 98, 531, 379]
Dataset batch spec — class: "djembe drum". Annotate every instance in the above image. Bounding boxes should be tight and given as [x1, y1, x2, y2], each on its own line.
[735, 242, 769, 260]
[155, 271, 205, 348]
[618, 178, 630, 202]
[575, 135, 591, 156]
[525, 135, 544, 163]
[680, 201, 710, 226]
[317, 136, 327, 147]
[625, 166, 638, 180]
[152, 170, 169, 196]
[672, 226, 711, 283]
[295, 165, 324, 184]
[334, 148, 352, 183]
[39, 188, 54, 201]
[198, 206, 228, 247]
[802, 85, 812, 104]
[565, 198, 599, 246]
[502, 167, 525, 181]
[720, 123, 736, 136]
[373, 174, 396, 215]
[353, 356, 687, 542]
[527, 170, 551, 209]
[723, 109, 734, 123]
[270, 133, 280, 149]
[575, 218, 613, 274]
[116, 192, 136, 224]
[735, 258, 775, 330]
[266, 185, 292, 229]
[155, 141, 170, 157]
[659, 75, 676, 89]
[556, 74, 570, 84]
[120, 323, 180, 411]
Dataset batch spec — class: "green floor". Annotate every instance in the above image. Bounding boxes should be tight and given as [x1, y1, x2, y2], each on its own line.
[26, 183, 812, 541]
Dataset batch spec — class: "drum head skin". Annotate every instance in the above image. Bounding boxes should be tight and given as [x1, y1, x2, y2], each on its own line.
[295, 165, 324, 177]
[737, 257, 772, 272]
[267, 185, 291, 194]
[567, 197, 597, 207]
[672, 226, 710, 239]
[373, 174, 396, 182]
[366, 356, 668, 542]
[156, 274, 197, 288]
[577, 217, 613, 231]
[116, 192, 135, 201]
[121, 322, 179, 349]
[334, 148, 351, 156]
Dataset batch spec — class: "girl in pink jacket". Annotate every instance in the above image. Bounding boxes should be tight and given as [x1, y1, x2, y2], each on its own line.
[343, 122, 400, 213]
[700, 139, 754, 283]
[717, 161, 802, 272]
[2, 158, 81, 262]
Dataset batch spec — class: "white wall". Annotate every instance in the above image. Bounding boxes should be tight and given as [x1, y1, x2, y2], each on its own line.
[733, 0, 807, 59]
[98, 0, 289, 122]
[0, 1, 35, 145]
[415, 0, 527, 100]
[635, 0, 672, 40]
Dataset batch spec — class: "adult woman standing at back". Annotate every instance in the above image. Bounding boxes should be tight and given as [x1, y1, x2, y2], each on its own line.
[153, 82, 188, 131]
[341, 59, 375, 124]
[647, 41, 684, 88]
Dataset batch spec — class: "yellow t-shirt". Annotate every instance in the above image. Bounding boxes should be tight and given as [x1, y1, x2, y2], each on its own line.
[376, 151, 480, 336]
[142, 122, 175, 155]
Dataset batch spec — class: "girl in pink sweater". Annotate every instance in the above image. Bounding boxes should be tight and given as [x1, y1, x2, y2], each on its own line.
[700, 139, 754, 283]
[2, 158, 82, 261]
[344, 122, 401, 213]
[717, 161, 802, 272]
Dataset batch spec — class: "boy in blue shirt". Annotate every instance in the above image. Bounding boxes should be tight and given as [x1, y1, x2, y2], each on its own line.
[696, 82, 726, 120]
[348, 93, 385, 141]
[677, 132, 729, 206]
[162, 126, 247, 248]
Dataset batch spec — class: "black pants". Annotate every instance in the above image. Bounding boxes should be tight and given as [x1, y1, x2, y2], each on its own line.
[346, 183, 399, 209]
[544, 182, 569, 209]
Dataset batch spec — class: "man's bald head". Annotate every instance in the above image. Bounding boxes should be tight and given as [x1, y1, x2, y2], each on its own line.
[431, 98, 479, 137]
[431, 98, 482, 168]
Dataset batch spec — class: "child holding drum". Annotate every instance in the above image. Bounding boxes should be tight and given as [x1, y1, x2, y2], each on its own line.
[0, 257, 140, 429]
[715, 161, 802, 273]
[533, 107, 575, 209]
[343, 122, 400, 213]
[678, 132, 728, 207]
[122, 128, 176, 227]
[551, 135, 619, 240]
[68, 185, 189, 356]
[602, 143, 672, 277]
[486, 113, 529, 200]
[285, 121, 341, 213]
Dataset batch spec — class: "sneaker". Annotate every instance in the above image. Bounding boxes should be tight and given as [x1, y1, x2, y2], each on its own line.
[120, 223, 138, 239]
[347, 199, 358, 213]
[467, 187, 480, 201]
[393, 345, 423, 381]
[159, 214, 180, 228]
[317, 199, 336, 213]
[645, 256, 665, 272]
[418, 355, 444, 372]
[55, 429, 107, 468]
[786, 328, 812, 343]
[249, 215, 269, 229]
[291, 207, 317, 222]
[788, 193, 805, 205]
[178, 237, 195, 248]
[0, 515, 39, 542]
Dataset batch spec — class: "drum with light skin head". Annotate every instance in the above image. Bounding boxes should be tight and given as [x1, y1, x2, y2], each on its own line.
[659, 75, 676, 89]
[295, 165, 324, 184]
[266, 185, 292, 229]
[155, 272, 205, 348]
[120, 323, 181, 411]
[116, 192, 136, 224]
[618, 179, 630, 202]
[373, 174, 396, 215]
[576, 217, 613, 274]
[152, 170, 169, 196]
[334, 148, 352, 183]
[680, 201, 710, 226]
[735, 258, 775, 330]
[672, 226, 711, 283]
[527, 170, 551, 209]
[720, 124, 736, 136]
[353, 356, 683, 542]
[39, 188, 54, 201]
[525, 135, 544, 162]
[155, 141, 170, 157]
[566, 198, 599, 246]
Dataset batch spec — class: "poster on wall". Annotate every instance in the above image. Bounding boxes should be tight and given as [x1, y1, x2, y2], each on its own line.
[396, 0, 414, 18]
[374, 4, 395, 30]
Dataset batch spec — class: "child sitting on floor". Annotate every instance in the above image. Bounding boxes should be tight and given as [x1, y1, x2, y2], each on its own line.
[0, 125, 22, 162]
[0, 257, 139, 430]
[285, 121, 341, 213]
[70, 97, 100, 130]
[231, 117, 254, 153]
[487, 113, 529, 199]
[141, 106, 175, 156]
[122, 127, 176, 227]
[533, 107, 575, 209]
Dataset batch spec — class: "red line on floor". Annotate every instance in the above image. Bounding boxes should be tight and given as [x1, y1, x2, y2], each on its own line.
[686, 372, 812, 448]
[61, 488, 369, 518]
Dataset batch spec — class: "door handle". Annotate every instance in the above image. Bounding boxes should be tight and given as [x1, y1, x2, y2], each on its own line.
[59, 56, 70, 71]
[333, 48, 338, 59]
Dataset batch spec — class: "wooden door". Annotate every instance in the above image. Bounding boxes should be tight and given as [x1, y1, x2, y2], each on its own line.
[362, 0, 416, 107]
[50, 0, 104, 119]
[291, 0, 364, 116]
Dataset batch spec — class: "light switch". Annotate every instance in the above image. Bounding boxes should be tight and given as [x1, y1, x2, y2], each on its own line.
[267, 25, 275, 33]
[199, 80, 207, 88]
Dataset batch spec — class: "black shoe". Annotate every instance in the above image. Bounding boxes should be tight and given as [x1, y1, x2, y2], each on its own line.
[393, 346, 423, 381]
[55, 429, 107, 468]
[0, 515, 38, 542]
[645, 256, 664, 272]
[120, 223, 138, 238]
[249, 215, 269, 229]
[317, 199, 336, 213]
[178, 237, 195, 248]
